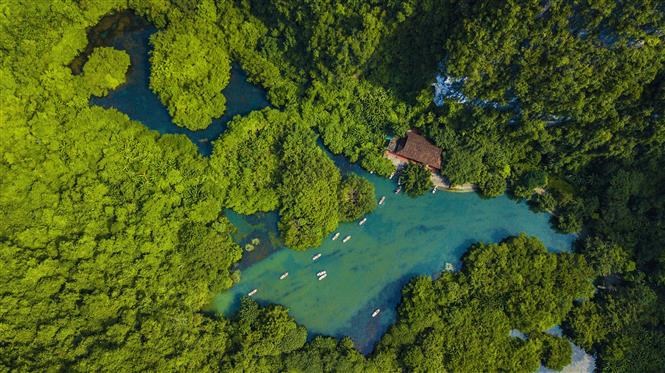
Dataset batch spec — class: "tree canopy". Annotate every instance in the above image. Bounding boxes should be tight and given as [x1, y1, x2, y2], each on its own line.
[337, 174, 376, 221]
[150, 22, 231, 130]
[83, 47, 130, 96]
[400, 163, 432, 197]
[1, 0, 664, 370]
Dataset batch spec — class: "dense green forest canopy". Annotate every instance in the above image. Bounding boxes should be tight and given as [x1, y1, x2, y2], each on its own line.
[337, 174, 376, 221]
[149, 21, 232, 130]
[400, 163, 433, 196]
[1, 0, 664, 371]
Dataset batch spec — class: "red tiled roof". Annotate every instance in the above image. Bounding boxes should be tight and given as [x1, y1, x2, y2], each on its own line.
[394, 131, 442, 169]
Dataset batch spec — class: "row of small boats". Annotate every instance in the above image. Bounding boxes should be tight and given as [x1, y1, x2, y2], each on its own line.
[332, 232, 352, 243]
[246, 267, 326, 296]
[247, 187, 397, 314]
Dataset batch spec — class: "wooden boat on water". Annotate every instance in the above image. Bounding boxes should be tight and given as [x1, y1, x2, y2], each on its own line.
[378, 196, 386, 205]
[372, 309, 381, 317]
[312, 253, 322, 261]
[332, 232, 340, 240]
[342, 235, 351, 243]
[279, 272, 289, 280]
[359, 217, 367, 226]
[247, 289, 258, 296]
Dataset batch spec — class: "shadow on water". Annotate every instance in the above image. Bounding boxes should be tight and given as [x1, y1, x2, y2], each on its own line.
[74, 10, 269, 155]
[334, 271, 423, 354]
[69, 10, 145, 75]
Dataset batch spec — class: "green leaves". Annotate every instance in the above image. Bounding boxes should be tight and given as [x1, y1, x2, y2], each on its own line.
[337, 174, 376, 221]
[377, 235, 594, 372]
[209, 110, 283, 214]
[3, 0, 664, 371]
[149, 25, 231, 130]
[401, 163, 432, 197]
[278, 123, 341, 250]
[82, 47, 130, 96]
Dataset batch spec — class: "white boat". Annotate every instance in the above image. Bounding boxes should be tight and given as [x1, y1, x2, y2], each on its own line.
[316, 270, 327, 277]
[318, 273, 327, 280]
[312, 253, 322, 261]
[445, 262, 454, 271]
[398, 177, 402, 185]
[342, 235, 351, 243]
[332, 232, 340, 240]
[279, 272, 289, 280]
[389, 172, 395, 179]
[359, 218, 367, 226]
[372, 309, 381, 317]
[432, 187, 437, 194]
[247, 289, 258, 297]
[379, 196, 386, 205]
[395, 186, 401, 194]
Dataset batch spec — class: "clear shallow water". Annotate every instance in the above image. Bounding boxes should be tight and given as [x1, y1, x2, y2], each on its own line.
[89, 13, 269, 155]
[214, 159, 574, 353]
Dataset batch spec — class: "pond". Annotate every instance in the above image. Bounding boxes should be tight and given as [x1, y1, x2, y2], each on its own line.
[213, 154, 574, 354]
[82, 11, 269, 155]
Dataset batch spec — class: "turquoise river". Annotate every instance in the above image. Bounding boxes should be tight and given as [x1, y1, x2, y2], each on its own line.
[215, 157, 574, 353]
[87, 11, 575, 354]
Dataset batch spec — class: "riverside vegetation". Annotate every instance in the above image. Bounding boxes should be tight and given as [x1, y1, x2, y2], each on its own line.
[1, 0, 664, 371]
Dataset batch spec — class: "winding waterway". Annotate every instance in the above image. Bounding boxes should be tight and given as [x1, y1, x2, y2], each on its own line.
[84, 11, 269, 155]
[87, 11, 575, 355]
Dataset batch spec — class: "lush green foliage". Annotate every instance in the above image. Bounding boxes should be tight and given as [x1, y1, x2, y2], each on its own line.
[337, 174, 376, 221]
[305, 78, 405, 176]
[2, 0, 664, 370]
[375, 235, 594, 371]
[278, 124, 341, 250]
[562, 152, 665, 371]
[150, 22, 231, 130]
[0, 103, 242, 369]
[209, 110, 284, 214]
[537, 333, 572, 370]
[400, 163, 432, 197]
[83, 47, 130, 96]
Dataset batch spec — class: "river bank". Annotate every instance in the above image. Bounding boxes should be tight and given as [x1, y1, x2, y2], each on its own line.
[383, 151, 476, 192]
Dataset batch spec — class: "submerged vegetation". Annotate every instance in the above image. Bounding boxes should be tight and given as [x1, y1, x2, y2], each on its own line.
[1, 0, 663, 371]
